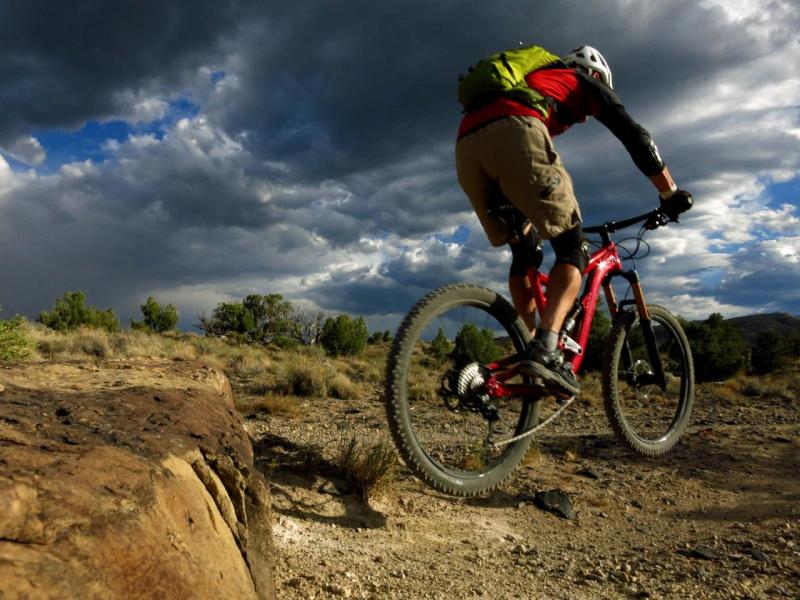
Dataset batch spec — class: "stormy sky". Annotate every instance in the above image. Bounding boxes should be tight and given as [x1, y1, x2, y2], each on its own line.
[0, 0, 798, 331]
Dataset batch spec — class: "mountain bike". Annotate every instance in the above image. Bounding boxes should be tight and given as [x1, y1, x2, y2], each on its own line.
[385, 200, 695, 496]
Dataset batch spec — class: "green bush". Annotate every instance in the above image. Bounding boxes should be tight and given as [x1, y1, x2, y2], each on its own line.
[200, 293, 294, 344]
[685, 313, 749, 382]
[368, 330, 393, 344]
[452, 323, 501, 367]
[276, 361, 328, 397]
[131, 297, 178, 333]
[38, 291, 119, 333]
[0, 315, 32, 361]
[750, 330, 790, 374]
[320, 314, 368, 356]
[429, 327, 452, 364]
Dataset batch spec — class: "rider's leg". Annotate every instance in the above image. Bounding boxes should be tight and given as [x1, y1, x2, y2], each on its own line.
[508, 227, 543, 334]
[539, 263, 581, 334]
[538, 224, 588, 337]
[509, 275, 536, 333]
[519, 225, 588, 395]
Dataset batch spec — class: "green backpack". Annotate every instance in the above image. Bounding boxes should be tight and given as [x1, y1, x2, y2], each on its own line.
[457, 45, 562, 112]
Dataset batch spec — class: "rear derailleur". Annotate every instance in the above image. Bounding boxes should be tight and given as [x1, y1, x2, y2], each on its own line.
[440, 362, 500, 423]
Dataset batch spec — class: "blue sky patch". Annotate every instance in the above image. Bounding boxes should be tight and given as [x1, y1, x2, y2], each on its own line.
[436, 225, 470, 245]
[29, 97, 201, 172]
[765, 176, 800, 207]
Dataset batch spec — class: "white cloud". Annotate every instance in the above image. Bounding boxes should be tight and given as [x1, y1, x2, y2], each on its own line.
[0, 154, 11, 188]
[659, 293, 755, 320]
[3, 136, 46, 165]
[111, 90, 169, 124]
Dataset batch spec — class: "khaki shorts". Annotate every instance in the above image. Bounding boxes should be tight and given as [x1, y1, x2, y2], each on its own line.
[456, 115, 581, 245]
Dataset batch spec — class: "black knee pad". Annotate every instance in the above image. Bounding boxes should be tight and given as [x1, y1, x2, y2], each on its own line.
[509, 229, 544, 277]
[550, 225, 590, 273]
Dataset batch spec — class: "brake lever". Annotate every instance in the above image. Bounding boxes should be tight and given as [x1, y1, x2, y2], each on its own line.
[644, 209, 670, 230]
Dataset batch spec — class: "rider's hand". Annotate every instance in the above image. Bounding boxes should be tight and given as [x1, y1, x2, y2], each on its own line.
[659, 190, 693, 222]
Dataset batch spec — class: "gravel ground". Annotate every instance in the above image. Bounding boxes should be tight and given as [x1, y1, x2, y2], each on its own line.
[240, 375, 800, 600]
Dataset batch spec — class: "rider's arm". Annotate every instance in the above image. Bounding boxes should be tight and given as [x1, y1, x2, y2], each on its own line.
[649, 167, 678, 198]
[577, 72, 669, 181]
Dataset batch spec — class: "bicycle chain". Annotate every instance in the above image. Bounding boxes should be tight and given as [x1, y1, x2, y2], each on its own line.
[490, 395, 576, 449]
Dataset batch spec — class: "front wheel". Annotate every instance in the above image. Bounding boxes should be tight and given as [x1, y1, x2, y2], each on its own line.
[385, 284, 538, 496]
[602, 304, 694, 456]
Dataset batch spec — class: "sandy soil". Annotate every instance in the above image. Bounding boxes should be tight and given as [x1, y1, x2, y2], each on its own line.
[239, 374, 800, 600]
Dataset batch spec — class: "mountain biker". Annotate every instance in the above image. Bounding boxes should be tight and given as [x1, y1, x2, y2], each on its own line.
[455, 44, 693, 396]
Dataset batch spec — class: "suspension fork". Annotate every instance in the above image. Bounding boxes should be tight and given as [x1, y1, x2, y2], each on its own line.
[603, 281, 633, 371]
[615, 271, 667, 389]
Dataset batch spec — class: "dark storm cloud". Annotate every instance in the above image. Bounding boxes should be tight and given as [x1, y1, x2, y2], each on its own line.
[0, 0, 798, 326]
[0, 0, 248, 144]
[213, 0, 800, 183]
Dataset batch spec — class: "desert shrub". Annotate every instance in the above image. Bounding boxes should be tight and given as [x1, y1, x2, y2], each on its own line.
[199, 293, 294, 344]
[739, 375, 793, 401]
[749, 330, 790, 374]
[36, 337, 68, 359]
[320, 314, 368, 357]
[329, 373, 359, 400]
[240, 393, 301, 417]
[684, 313, 749, 382]
[368, 330, 393, 344]
[275, 359, 328, 397]
[335, 436, 398, 500]
[452, 323, 500, 367]
[428, 327, 452, 364]
[108, 328, 154, 356]
[709, 380, 742, 404]
[38, 291, 120, 333]
[70, 328, 111, 358]
[230, 351, 271, 378]
[131, 297, 178, 333]
[0, 315, 32, 361]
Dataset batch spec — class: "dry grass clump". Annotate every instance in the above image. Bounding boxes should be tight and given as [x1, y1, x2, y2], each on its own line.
[344, 349, 385, 386]
[577, 371, 602, 405]
[274, 355, 329, 397]
[738, 376, 794, 401]
[329, 373, 359, 400]
[708, 373, 796, 403]
[708, 380, 741, 404]
[229, 350, 271, 378]
[33, 326, 111, 359]
[335, 436, 398, 500]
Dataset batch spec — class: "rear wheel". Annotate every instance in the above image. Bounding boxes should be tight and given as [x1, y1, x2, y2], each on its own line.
[385, 284, 539, 496]
[602, 304, 694, 455]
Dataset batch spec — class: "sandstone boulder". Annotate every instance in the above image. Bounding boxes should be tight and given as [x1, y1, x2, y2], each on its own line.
[0, 359, 274, 599]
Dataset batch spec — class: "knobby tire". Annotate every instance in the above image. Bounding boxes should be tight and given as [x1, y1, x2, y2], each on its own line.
[385, 284, 539, 496]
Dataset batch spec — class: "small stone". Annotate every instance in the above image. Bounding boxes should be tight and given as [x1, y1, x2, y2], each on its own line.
[534, 489, 575, 520]
[325, 584, 351, 597]
[577, 466, 601, 480]
[746, 548, 768, 562]
[319, 481, 348, 497]
[680, 545, 722, 561]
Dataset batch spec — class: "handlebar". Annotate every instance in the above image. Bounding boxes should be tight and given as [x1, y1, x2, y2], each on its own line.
[584, 191, 693, 238]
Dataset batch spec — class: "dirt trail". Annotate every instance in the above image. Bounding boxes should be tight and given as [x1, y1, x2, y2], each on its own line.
[241, 379, 800, 600]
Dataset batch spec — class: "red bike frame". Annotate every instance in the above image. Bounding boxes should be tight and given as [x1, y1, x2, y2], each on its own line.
[483, 237, 655, 400]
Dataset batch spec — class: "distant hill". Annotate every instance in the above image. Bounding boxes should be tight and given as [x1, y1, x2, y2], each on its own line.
[724, 313, 800, 342]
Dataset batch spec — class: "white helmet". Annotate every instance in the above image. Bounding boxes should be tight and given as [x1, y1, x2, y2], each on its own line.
[564, 45, 613, 88]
